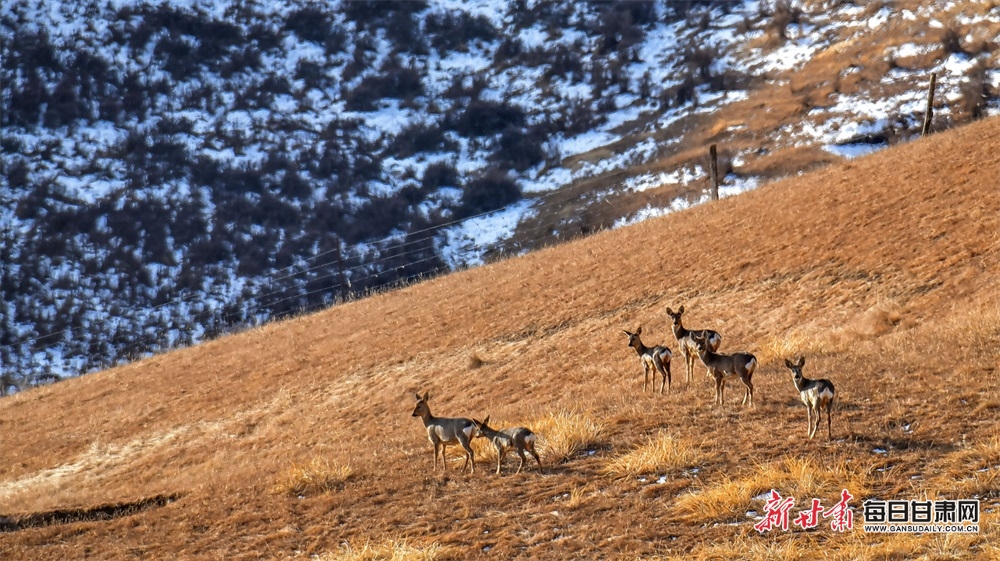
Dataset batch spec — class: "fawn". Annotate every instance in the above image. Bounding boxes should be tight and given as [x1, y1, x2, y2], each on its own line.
[692, 334, 757, 407]
[666, 306, 722, 384]
[472, 416, 543, 475]
[623, 326, 673, 393]
[411, 392, 478, 473]
[785, 357, 836, 440]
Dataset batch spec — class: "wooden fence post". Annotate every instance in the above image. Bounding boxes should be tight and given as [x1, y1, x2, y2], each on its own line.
[334, 236, 349, 303]
[922, 72, 937, 136]
[708, 144, 720, 201]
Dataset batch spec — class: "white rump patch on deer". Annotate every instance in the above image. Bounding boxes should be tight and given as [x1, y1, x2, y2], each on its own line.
[463, 425, 477, 440]
[746, 358, 757, 371]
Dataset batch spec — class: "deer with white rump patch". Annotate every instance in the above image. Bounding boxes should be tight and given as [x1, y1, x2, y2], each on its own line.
[692, 334, 757, 407]
[622, 326, 673, 393]
[785, 357, 836, 440]
[665, 306, 722, 384]
[411, 392, 478, 473]
[472, 416, 543, 475]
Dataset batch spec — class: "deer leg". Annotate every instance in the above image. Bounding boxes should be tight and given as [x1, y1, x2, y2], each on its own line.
[663, 361, 671, 393]
[826, 405, 833, 440]
[806, 407, 815, 439]
[529, 446, 542, 473]
[460, 439, 475, 473]
[515, 448, 527, 474]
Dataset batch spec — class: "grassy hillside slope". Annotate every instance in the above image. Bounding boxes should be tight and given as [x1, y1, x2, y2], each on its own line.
[2, 118, 1000, 559]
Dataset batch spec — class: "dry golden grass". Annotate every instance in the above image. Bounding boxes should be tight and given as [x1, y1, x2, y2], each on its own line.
[529, 411, 607, 465]
[673, 456, 876, 525]
[314, 537, 460, 561]
[602, 431, 708, 478]
[272, 457, 354, 496]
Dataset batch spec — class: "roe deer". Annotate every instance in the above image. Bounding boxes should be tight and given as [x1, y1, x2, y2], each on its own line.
[665, 306, 722, 384]
[472, 416, 543, 475]
[785, 357, 835, 440]
[623, 326, 673, 393]
[692, 334, 757, 407]
[411, 392, 478, 473]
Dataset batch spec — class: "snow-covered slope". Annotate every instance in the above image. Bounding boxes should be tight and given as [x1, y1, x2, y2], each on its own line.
[2, 0, 999, 386]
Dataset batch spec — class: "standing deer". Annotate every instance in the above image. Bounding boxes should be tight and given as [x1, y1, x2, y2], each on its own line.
[666, 306, 722, 384]
[622, 326, 673, 393]
[472, 416, 543, 475]
[692, 334, 757, 407]
[411, 392, 478, 473]
[785, 357, 836, 440]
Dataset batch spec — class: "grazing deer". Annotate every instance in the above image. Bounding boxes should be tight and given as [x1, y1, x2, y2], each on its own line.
[472, 416, 543, 475]
[692, 334, 757, 407]
[411, 392, 478, 473]
[622, 326, 673, 393]
[785, 357, 836, 440]
[665, 306, 722, 384]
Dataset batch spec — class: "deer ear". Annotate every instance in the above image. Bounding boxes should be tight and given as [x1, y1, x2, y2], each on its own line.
[784, 359, 794, 369]
[636, 326, 642, 334]
[678, 305, 684, 314]
[483, 415, 490, 426]
[423, 392, 430, 401]
[665, 307, 673, 315]
[415, 393, 423, 401]
[798, 356, 806, 367]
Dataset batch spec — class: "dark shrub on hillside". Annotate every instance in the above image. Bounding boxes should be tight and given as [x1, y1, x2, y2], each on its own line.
[344, 1, 427, 24]
[421, 162, 461, 193]
[341, 195, 411, 244]
[342, 34, 377, 83]
[195, 20, 242, 60]
[219, 44, 262, 77]
[663, 72, 697, 107]
[296, 60, 332, 90]
[344, 57, 423, 110]
[766, 0, 803, 42]
[956, 62, 991, 123]
[457, 169, 522, 219]
[285, 7, 332, 44]
[493, 125, 545, 171]
[562, 98, 600, 136]
[385, 9, 427, 55]
[425, 11, 497, 51]
[277, 169, 313, 200]
[391, 121, 456, 157]
[246, 23, 282, 51]
[592, 1, 654, 54]
[495, 37, 523, 62]
[448, 99, 526, 137]
[154, 32, 199, 81]
[43, 72, 86, 127]
[544, 45, 585, 80]
[442, 74, 488, 101]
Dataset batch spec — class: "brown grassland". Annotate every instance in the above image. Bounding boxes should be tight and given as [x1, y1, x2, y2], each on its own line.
[3, 117, 1000, 559]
